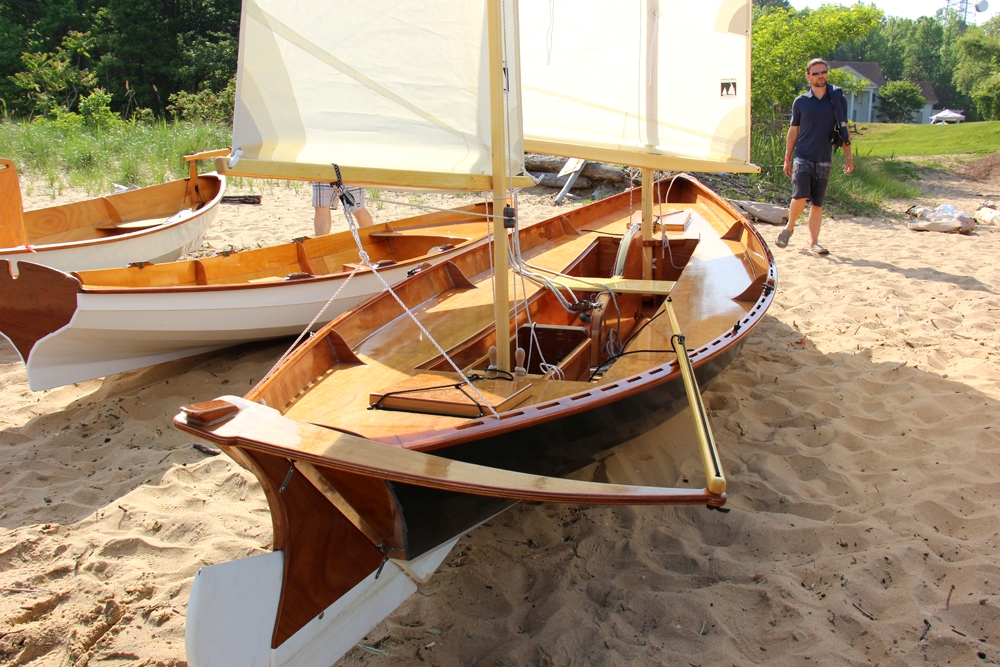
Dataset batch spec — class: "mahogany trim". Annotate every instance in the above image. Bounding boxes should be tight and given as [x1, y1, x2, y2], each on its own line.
[0, 260, 80, 360]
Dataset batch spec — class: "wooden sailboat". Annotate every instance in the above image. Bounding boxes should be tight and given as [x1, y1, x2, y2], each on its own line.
[0, 202, 492, 391]
[173, 1, 763, 665]
[0, 149, 226, 274]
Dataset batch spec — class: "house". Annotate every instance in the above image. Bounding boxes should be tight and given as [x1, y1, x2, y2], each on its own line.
[913, 82, 940, 124]
[827, 61, 885, 123]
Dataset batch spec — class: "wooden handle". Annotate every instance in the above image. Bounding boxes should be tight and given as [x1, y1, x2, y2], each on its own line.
[183, 147, 232, 162]
[174, 396, 726, 507]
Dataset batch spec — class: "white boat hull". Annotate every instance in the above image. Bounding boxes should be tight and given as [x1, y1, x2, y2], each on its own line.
[0, 177, 223, 274]
[186, 537, 459, 667]
[17, 247, 480, 391]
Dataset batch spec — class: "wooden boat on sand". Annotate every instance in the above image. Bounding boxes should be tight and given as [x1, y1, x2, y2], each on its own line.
[0, 149, 226, 274]
[0, 202, 491, 390]
[171, 0, 762, 664]
[176, 174, 775, 666]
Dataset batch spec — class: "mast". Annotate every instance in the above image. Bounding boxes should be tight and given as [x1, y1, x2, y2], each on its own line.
[487, 0, 511, 372]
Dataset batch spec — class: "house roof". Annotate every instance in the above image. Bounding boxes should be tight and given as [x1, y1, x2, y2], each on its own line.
[916, 81, 939, 106]
[827, 61, 886, 87]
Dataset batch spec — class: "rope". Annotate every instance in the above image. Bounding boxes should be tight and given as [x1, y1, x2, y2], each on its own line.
[341, 205, 502, 419]
[365, 194, 494, 219]
[251, 262, 364, 395]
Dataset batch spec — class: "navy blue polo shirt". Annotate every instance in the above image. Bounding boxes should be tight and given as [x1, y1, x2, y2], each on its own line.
[790, 85, 848, 163]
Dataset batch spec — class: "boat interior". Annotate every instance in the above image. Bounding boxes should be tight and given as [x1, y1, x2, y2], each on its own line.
[0, 159, 224, 248]
[250, 177, 772, 445]
[68, 203, 492, 289]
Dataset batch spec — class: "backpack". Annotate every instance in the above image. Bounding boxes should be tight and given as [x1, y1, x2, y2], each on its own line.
[828, 86, 849, 151]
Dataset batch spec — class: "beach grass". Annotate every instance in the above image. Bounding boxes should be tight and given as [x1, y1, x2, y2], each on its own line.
[0, 117, 231, 196]
[850, 121, 1000, 157]
[747, 122, 921, 214]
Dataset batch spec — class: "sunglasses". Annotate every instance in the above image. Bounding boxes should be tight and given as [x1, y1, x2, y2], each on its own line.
[809, 70, 828, 76]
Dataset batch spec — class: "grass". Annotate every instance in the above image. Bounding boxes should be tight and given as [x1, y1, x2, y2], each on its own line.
[743, 121, 923, 215]
[850, 121, 1000, 158]
[0, 117, 231, 196]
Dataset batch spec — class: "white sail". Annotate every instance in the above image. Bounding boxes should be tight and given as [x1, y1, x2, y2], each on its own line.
[519, 0, 755, 172]
[229, 0, 525, 189]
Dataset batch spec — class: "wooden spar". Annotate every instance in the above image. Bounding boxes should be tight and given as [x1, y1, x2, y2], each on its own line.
[523, 139, 760, 174]
[663, 298, 726, 495]
[641, 168, 654, 280]
[175, 397, 727, 506]
[214, 158, 535, 193]
[487, 0, 511, 373]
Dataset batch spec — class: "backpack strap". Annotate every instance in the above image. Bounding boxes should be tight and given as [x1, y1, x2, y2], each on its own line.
[828, 87, 850, 145]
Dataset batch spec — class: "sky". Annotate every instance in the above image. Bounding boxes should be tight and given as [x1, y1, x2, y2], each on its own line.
[791, 1, 1000, 24]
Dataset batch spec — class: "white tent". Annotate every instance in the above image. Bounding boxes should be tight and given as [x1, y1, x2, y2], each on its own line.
[932, 109, 965, 123]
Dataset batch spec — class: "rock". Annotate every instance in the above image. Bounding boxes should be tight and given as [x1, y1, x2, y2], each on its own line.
[528, 172, 594, 190]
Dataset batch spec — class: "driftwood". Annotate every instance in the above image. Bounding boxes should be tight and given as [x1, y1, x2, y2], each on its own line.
[524, 154, 625, 183]
[529, 172, 594, 190]
[730, 200, 788, 226]
[221, 195, 263, 205]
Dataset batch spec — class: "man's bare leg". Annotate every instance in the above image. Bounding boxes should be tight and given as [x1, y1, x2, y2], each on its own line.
[785, 198, 808, 232]
[353, 207, 375, 228]
[314, 206, 332, 236]
[807, 203, 823, 246]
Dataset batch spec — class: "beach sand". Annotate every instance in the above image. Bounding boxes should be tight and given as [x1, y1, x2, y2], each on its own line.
[1, 167, 999, 666]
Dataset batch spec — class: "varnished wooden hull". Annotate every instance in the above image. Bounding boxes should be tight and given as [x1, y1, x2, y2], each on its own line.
[0, 203, 491, 390]
[0, 173, 224, 273]
[175, 174, 776, 662]
[390, 334, 745, 556]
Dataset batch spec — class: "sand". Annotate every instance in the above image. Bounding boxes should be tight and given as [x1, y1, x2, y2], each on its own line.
[1, 167, 999, 667]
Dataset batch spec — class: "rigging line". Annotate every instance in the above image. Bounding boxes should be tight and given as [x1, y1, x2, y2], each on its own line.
[344, 207, 500, 419]
[365, 195, 494, 219]
[251, 262, 364, 395]
[342, 205, 501, 419]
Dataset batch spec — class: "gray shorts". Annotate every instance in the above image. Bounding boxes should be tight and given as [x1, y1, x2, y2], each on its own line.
[312, 182, 366, 212]
[791, 158, 831, 207]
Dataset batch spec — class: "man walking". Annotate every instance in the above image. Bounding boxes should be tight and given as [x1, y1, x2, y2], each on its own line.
[776, 58, 853, 255]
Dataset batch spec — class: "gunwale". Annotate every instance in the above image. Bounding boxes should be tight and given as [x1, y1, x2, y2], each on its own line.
[248, 175, 776, 453]
[69, 203, 491, 295]
[2, 174, 225, 256]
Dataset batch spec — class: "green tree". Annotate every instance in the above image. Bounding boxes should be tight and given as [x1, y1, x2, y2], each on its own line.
[7, 30, 97, 116]
[752, 5, 883, 119]
[827, 68, 869, 98]
[92, 0, 239, 116]
[954, 17, 1000, 119]
[0, 0, 102, 114]
[903, 17, 945, 82]
[752, 0, 791, 8]
[877, 80, 926, 122]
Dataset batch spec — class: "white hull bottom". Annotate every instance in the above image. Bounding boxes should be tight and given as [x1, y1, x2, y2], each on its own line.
[186, 538, 460, 667]
[21, 249, 477, 390]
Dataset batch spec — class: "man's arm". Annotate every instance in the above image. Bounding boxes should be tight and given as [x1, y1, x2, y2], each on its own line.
[784, 125, 799, 178]
[840, 93, 854, 174]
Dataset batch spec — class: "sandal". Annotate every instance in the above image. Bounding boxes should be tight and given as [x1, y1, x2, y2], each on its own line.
[810, 244, 829, 256]
[776, 228, 793, 248]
